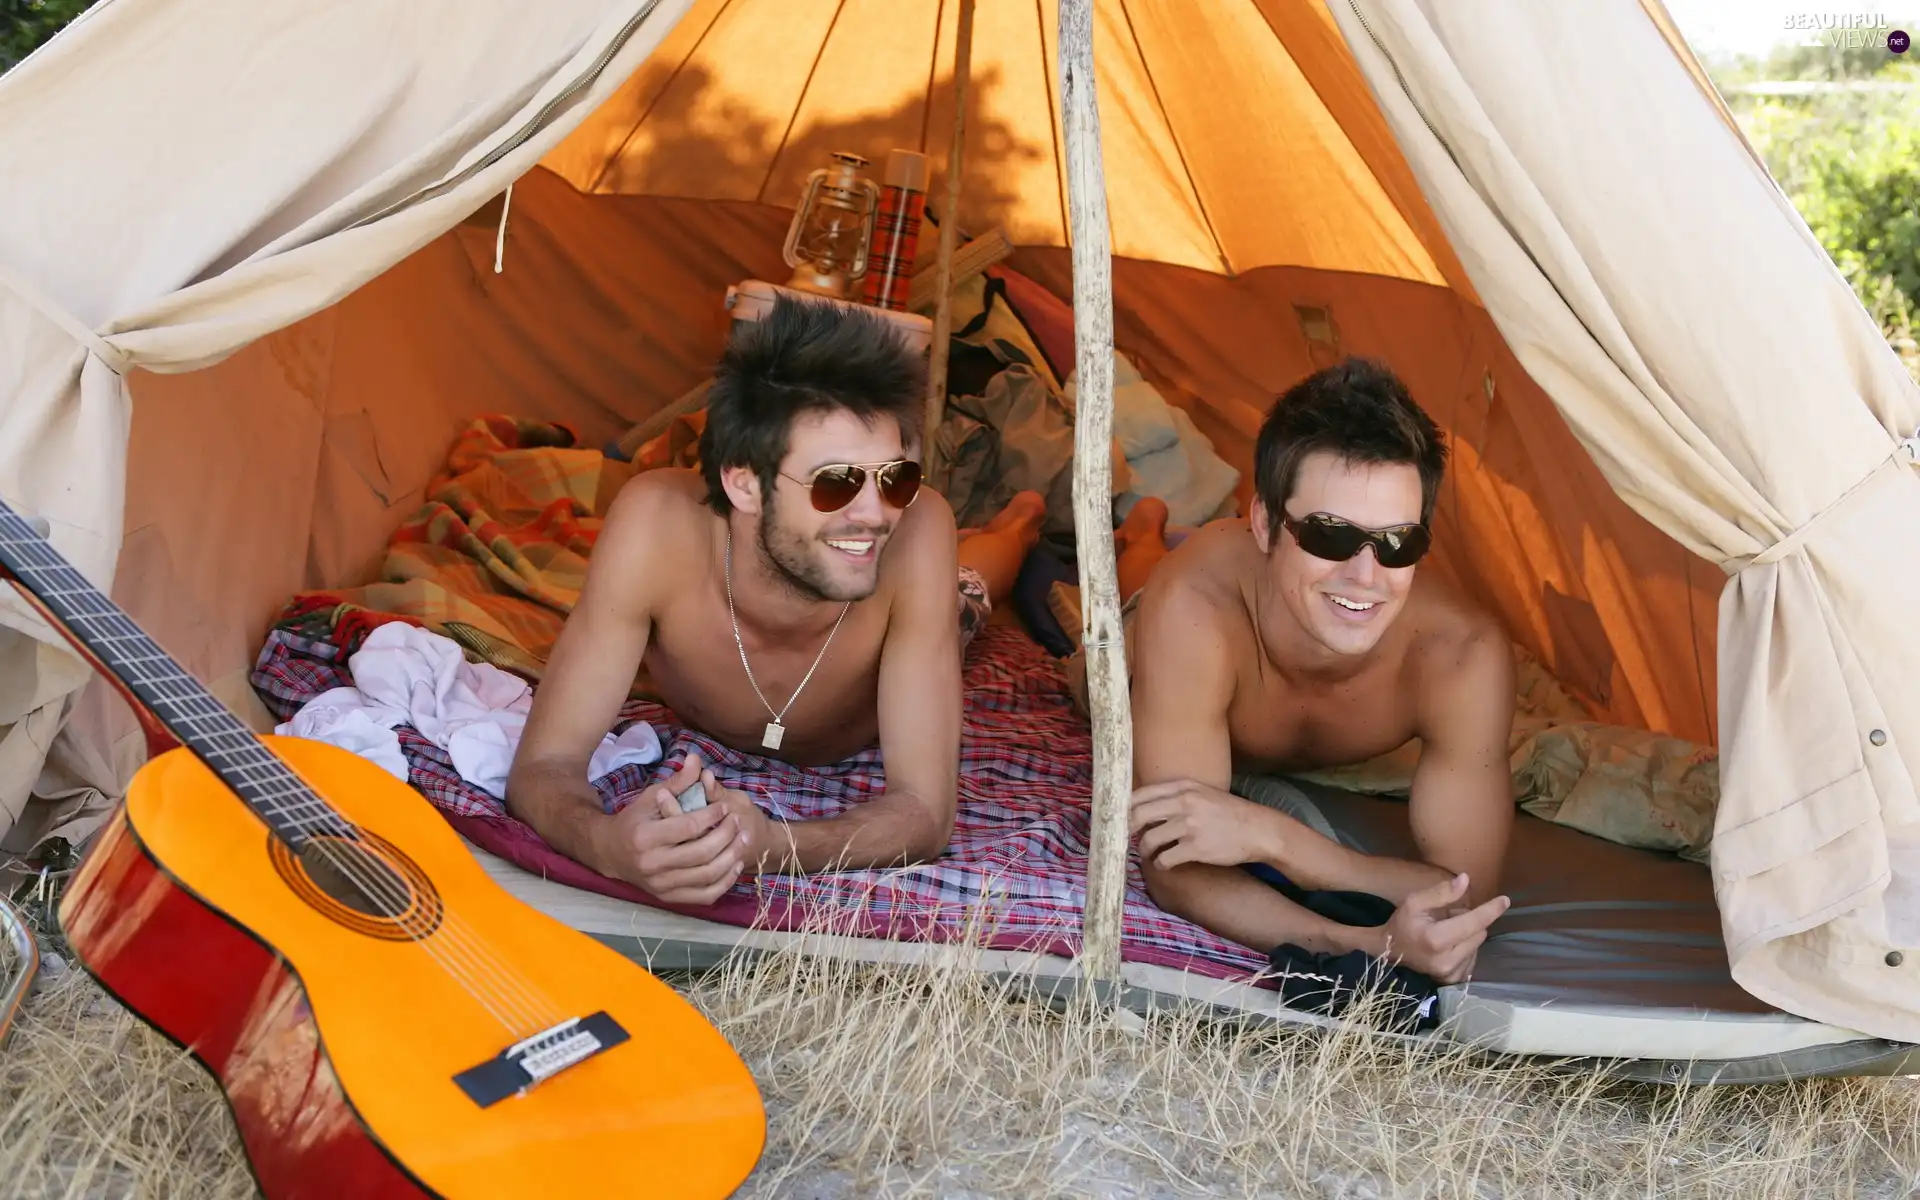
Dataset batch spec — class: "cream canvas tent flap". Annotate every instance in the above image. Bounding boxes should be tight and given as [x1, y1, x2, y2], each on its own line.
[1332, 0, 1920, 1048]
[0, 0, 1917, 1055]
[0, 0, 703, 838]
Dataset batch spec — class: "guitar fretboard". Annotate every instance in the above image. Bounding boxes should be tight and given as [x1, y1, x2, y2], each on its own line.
[0, 502, 346, 847]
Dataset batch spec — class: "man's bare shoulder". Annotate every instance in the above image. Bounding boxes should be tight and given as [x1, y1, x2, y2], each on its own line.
[1404, 575, 1514, 714]
[603, 468, 712, 548]
[1406, 573, 1508, 657]
[588, 469, 715, 612]
[1142, 519, 1256, 609]
[880, 484, 959, 582]
[1132, 519, 1255, 666]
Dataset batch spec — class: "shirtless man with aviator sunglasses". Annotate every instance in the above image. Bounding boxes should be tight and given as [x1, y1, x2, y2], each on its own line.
[507, 296, 1045, 906]
[1120, 358, 1517, 985]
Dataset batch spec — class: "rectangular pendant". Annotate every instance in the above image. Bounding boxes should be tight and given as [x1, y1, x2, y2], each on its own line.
[761, 721, 784, 750]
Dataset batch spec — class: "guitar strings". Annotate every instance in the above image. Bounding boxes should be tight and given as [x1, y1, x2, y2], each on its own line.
[1, 524, 572, 1040]
[17, 565, 557, 1036]
[0, 521, 567, 1038]
[132, 648, 562, 1033]
[302, 836, 562, 1029]
[170, 713, 568, 1034]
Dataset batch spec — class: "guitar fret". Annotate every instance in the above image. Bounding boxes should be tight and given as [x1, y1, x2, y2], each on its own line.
[199, 734, 269, 755]
[192, 723, 261, 741]
[227, 765, 296, 789]
[252, 789, 331, 819]
[210, 758, 291, 783]
[171, 712, 238, 729]
[149, 680, 209, 702]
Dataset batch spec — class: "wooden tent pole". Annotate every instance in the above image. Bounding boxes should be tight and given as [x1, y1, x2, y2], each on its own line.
[922, 0, 977, 491]
[1058, 0, 1129, 987]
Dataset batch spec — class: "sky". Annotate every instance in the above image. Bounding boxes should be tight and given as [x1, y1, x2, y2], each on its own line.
[1661, 0, 1920, 60]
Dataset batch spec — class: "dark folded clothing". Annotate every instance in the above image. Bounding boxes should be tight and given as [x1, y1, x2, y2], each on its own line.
[1267, 943, 1441, 1032]
[1010, 544, 1079, 656]
[1245, 863, 1442, 1032]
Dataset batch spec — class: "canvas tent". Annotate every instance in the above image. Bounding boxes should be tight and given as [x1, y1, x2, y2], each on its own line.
[1, 0, 1917, 1077]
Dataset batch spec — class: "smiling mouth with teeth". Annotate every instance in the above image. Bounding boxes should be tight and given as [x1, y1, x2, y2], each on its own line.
[825, 537, 877, 556]
[1327, 595, 1378, 612]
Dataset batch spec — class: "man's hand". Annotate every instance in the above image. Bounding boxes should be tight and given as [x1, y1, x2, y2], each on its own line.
[1376, 873, 1509, 983]
[588, 755, 748, 905]
[1130, 778, 1286, 871]
[696, 762, 785, 874]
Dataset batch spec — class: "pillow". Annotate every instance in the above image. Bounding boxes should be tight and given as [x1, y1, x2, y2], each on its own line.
[1119, 405, 1242, 528]
[1062, 352, 1188, 461]
[989, 266, 1076, 384]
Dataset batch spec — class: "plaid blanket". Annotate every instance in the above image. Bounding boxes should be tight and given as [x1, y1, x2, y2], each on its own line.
[276, 416, 634, 680]
[252, 624, 1272, 983]
[257, 416, 1274, 984]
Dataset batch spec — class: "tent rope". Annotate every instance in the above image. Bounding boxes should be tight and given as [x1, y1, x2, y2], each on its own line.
[0, 261, 131, 375]
[494, 183, 514, 274]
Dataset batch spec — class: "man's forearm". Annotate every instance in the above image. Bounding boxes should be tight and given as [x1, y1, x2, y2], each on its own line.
[1151, 863, 1388, 958]
[757, 790, 951, 874]
[505, 762, 612, 873]
[1254, 808, 1450, 904]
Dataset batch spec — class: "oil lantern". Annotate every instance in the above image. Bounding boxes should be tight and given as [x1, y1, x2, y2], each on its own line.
[781, 151, 880, 300]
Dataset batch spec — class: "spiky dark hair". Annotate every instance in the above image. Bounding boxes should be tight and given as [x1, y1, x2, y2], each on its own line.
[698, 294, 926, 515]
[1253, 356, 1448, 538]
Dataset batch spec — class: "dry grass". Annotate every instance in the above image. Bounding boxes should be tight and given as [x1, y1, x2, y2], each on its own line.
[0, 962, 256, 1200]
[3, 911, 1918, 1200]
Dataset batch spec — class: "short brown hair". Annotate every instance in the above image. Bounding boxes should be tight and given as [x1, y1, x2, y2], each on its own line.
[1253, 357, 1447, 539]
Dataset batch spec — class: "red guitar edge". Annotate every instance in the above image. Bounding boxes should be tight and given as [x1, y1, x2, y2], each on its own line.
[65, 810, 437, 1198]
[4, 562, 437, 1196]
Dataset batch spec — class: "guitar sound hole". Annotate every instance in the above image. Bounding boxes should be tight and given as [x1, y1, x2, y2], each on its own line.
[268, 829, 445, 941]
[299, 839, 411, 919]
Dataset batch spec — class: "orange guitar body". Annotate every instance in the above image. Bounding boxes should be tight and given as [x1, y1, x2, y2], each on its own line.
[59, 735, 766, 1198]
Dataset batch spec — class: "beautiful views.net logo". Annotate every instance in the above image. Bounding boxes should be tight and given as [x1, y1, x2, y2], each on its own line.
[1783, 13, 1911, 51]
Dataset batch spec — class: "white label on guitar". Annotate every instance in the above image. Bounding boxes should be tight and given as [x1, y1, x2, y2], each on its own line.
[520, 1030, 604, 1083]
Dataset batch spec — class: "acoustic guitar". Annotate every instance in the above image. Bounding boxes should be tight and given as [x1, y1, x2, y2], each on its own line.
[0, 498, 766, 1198]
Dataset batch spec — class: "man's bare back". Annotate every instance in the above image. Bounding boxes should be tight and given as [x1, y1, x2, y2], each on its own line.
[1125, 359, 1517, 984]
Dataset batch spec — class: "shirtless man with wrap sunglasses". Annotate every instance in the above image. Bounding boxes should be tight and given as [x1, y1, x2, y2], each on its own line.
[1118, 357, 1516, 984]
[506, 296, 1044, 905]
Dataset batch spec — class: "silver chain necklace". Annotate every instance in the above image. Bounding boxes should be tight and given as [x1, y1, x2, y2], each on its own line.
[724, 526, 850, 750]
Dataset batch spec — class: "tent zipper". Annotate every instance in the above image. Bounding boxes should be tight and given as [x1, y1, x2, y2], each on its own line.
[1344, 0, 1452, 162]
[346, 0, 667, 233]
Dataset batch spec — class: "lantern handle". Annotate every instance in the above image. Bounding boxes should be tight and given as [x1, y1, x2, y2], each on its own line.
[848, 178, 881, 282]
[780, 168, 831, 272]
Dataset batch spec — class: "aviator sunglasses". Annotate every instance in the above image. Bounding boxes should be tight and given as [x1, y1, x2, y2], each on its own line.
[1281, 510, 1432, 568]
[782, 459, 924, 513]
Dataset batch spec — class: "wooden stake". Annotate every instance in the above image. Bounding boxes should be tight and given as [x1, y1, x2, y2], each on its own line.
[1058, 0, 1130, 987]
[922, 0, 977, 491]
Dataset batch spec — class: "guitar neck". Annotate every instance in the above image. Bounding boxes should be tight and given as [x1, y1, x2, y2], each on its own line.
[0, 501, 343, 847]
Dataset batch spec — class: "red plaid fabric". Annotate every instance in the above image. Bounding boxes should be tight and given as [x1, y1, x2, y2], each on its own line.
[252, 625, 1273, 984]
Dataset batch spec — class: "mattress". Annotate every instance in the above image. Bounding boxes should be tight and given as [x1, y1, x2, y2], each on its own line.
[461, 779, 1920, 1084]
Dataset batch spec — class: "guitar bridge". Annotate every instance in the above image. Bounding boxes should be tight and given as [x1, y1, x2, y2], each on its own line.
[452, 1012, 630, 1108]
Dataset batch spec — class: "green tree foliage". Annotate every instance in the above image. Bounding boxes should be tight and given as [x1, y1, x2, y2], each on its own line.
[2, 0, 96, 73]
[1711, 38, 1920, 372]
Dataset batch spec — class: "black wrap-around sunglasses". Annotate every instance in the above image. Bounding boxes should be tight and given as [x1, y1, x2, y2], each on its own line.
[1281, 511, 1431, 568]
